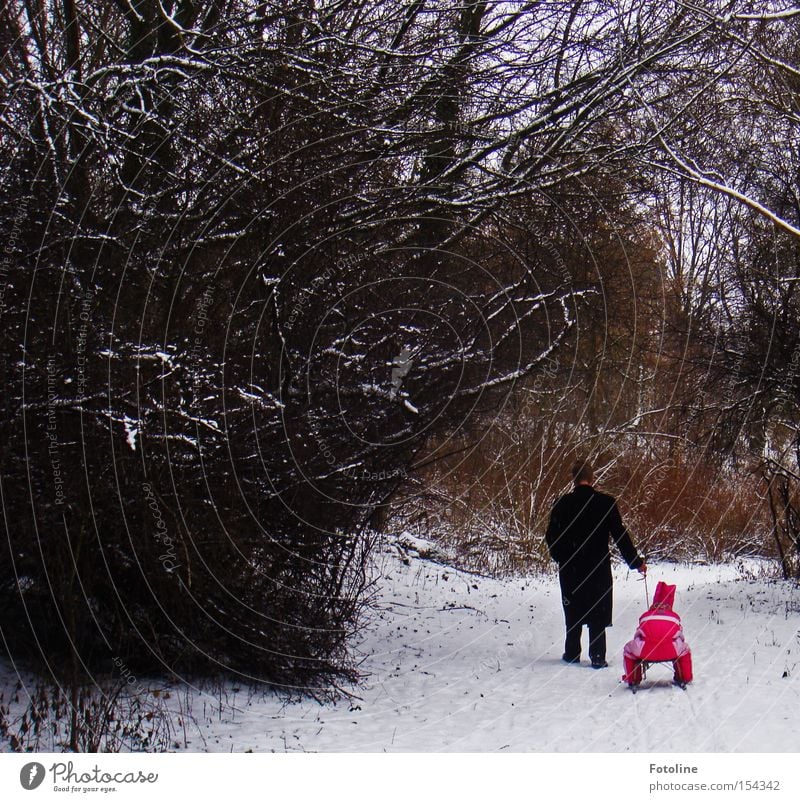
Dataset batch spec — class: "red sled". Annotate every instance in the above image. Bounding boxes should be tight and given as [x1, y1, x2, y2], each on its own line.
[622, 581, 693, 690]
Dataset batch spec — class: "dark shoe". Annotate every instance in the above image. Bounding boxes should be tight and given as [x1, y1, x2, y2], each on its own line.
[590, 658, 608, 669]
[562, 653, 581, 664]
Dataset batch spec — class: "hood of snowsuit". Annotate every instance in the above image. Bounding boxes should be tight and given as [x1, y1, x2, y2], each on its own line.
[651, 581, 676, 610]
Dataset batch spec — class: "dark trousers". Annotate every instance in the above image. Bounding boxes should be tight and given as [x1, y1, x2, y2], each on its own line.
[563, 604, 606, 661]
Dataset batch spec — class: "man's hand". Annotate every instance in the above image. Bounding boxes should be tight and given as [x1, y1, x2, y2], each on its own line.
[638, 563, 647, 575]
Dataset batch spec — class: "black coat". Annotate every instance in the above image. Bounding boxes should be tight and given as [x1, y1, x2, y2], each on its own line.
[545, 485, 643, 628]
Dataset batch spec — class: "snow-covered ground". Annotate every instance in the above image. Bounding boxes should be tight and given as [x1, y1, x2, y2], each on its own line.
[3, 539, 799, 752]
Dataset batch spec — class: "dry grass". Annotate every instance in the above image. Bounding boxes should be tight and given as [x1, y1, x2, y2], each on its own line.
[393, 419, 775, 576]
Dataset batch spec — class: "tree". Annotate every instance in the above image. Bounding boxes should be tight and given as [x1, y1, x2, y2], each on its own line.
[2, 0, 798, 685]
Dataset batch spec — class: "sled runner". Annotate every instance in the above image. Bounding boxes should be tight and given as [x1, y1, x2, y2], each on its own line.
[626, 658, 688, 693]
[622, 581, 693, 691]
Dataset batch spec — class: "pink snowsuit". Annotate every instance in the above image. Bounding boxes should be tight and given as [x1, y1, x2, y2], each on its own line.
[622, 581, 693, 685]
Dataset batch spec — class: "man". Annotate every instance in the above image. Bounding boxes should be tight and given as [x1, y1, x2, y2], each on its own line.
[545, 461, 647, 668]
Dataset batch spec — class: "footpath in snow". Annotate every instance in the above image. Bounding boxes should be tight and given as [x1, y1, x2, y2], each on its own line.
[2, 539, 799, 752]
[178, 540, 800, 752]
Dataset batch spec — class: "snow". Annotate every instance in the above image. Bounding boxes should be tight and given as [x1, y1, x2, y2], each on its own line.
[123, 417, 138, 451]
[183, 551, 798, 753]
[2, 541, 799, 753]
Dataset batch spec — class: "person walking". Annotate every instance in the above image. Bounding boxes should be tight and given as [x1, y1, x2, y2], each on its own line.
[545, 461, 647, 668]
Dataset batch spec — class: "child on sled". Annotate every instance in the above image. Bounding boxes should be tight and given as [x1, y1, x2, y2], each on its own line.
[622, 580, 693, 687]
